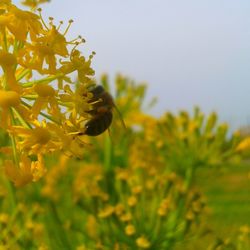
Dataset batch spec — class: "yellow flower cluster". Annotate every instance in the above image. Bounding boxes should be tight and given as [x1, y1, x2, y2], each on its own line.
[0, 73, 247, 249]
[0, 1, 96, 186]
[68, 137, 206, 249]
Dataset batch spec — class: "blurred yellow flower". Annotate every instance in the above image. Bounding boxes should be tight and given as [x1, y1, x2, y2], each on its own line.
[136, 236, 151, 249]
[86, 215, 98, 239]
[0, 213, 9, 224]
[125, 224, 136, 236]
[127, 195, 137, 207]
[4, 153, 45, 186]
[236, 137, 250, 152]
[98, 205, 114, 218]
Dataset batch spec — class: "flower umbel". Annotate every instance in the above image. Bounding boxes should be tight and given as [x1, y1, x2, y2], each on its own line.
[0, 1, 96, 186]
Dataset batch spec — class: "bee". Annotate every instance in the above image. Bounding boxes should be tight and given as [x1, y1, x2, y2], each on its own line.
[81, 85, 125, 136]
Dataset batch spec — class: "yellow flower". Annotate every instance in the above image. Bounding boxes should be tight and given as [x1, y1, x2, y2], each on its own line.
[136, 236, 151, 249]
[119, 212, 132, 222]
[0, 2, 95, 185]
[29, 84, 60, 119]
[186, 210, 195, 221]
[132, 185, 142, 194]
[98, 205, 115, 218]
[4, 153, 45, 187]
[127, 195, 137, 207]
[157, 198, 171, 217]
[0, 213, 9, 224]
[114, 203, 125, 216]
[236, 137, 250, 152]
[86, 215, 98, 239]
[0, 4, 42, 41]
[31, 153, 46, 181]
[59, 83, 93, 117]
[116, 168, 130, 181]
[8, 122, 64, 155]
[21, 24, 69, 74]
[0, 51, 20, 92]
[239, 225, 250, 234]
[0, 90, 31, 128]
[0, 90, 20, 107]
[60, 49, 95, 84]
[125, 224, 136, 236]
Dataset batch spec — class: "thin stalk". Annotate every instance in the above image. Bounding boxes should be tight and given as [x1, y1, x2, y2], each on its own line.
[10, 109, 19, 165]
[22, 95, 38, 100]
[22, 74, 64, 87]
[11, 107, 32, 129]
[3, 28, 8, 51]
[104, 133, 112, 172]
[16, 68, 32, 81]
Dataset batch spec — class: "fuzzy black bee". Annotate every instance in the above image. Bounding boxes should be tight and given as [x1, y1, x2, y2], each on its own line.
[83, 85, 125, 136]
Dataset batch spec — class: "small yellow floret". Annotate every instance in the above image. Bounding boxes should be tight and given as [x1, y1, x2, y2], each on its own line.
[0, 213, 9, 224]
[236, 137, 250, 152]
[34, 84, 55, 97]
[119, 213, 132, 222]
[127, 196, 137, 207]
[239, 225, 250, 234]
[33, 127, 51, 145]
[98, 205, 114, 218]
[0, 51, 17, 67]
[0, 90, 20, 107]
[125, 224, 136, 236]
[136, 236, 151, 249]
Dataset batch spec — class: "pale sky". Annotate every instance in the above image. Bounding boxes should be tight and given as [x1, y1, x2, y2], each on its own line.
[15, 0, 250, 129]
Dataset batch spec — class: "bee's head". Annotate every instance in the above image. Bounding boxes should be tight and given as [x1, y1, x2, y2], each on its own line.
[90, 85, 105, 97]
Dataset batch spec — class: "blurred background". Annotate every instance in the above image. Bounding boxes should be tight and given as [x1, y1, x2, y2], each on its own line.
[15, 0, 250, 130]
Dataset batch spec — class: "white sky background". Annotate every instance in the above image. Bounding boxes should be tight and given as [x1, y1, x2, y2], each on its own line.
[15, 0, 250, 130]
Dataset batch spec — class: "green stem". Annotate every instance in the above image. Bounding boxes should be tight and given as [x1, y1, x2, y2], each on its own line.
[22, 95, 38, 100]
[22, 74, 64, 87]
[10, 109, 19, 165]
[104, 133, 112, 171]
[11, 107, 32, 129]
[3, 28, 8, 51]
[16, 68, 32, 81]
[47, 201, 72, 250]
[184, 165, 194, 189]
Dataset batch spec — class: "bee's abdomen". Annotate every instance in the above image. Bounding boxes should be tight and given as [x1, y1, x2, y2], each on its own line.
[85, 111, 113, 136]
